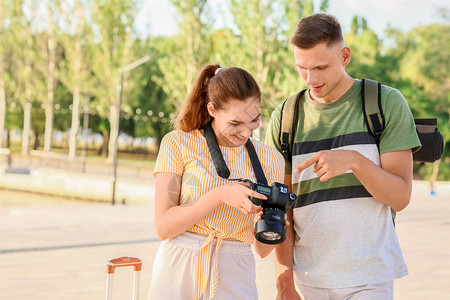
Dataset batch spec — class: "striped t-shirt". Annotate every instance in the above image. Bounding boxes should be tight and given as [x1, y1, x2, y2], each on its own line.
[266, 79, 421, 288]
[154, 129, 284, 298]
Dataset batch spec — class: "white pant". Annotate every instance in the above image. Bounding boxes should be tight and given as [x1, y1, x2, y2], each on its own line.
[147, 232, 258, 300]
[297, 281, 393, 300]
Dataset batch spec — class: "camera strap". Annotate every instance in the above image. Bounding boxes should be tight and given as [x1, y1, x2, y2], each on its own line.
[204, 122, 267, 185]
[244, 138, 268, 185]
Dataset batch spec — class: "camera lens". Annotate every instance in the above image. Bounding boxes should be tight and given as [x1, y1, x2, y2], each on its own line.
[260, 231, 282, 241]
[255, 208, 286, 244]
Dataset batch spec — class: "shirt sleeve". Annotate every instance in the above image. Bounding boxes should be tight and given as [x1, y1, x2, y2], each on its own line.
[379, 88, 421, 155]
[265, 104, 292, 174]
[153, 131, 184, 176]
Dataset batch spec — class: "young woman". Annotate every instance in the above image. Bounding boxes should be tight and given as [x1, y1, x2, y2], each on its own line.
[147, 64, 284, 300]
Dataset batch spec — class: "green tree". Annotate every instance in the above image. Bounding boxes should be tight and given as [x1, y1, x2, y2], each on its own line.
[121, 37, 174, 149]
[346, 20, 449, 180]
[154, 0, 212, 109]
[345, 16, 381, 79]
[0, 0, 8, 148]
[59, 0, 93, 160]
[222, 0, 327, 139]
[41, 0, 59, 153]
[7, 0, 44, 155]
[89, 0, 138, 161]
[1, 3, 22, 148]
[396, 23, 450, 180]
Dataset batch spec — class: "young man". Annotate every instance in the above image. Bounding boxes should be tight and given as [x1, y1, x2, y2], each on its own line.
[265, 13, 421, 300]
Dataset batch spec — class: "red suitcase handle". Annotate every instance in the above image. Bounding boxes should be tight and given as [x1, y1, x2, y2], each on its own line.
[106, 257, 142, 300]
[107, 257, 142, 274]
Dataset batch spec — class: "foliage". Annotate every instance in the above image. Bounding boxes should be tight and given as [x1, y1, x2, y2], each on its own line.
[345, 20, 449, 180]
[0, 0, 448, 179]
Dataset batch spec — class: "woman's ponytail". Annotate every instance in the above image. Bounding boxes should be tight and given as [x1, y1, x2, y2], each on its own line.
[174, 64, 220, 131]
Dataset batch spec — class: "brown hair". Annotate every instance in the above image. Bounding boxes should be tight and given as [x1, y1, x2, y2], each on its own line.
[290, 13, 344, 49]
[174, 64, 261, 131]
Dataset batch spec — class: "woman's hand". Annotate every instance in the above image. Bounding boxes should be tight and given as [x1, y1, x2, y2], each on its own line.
[217, 182, 265, 215]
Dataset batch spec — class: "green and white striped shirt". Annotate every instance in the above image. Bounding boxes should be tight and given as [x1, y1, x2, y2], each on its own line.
[266, 79, 420, 288]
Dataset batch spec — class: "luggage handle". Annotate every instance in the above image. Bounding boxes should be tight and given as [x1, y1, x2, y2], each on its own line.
[107, 256, 142, 274]
[106, 257, 142, 300]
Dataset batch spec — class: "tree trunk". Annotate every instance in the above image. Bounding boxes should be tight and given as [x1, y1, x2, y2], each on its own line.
[44, 2, 56, 152]
[0, 77, 5, 148]
[69, 86, 81, 160]
[21, 100, 32, 156]
[61, 131, 68, 149]
[68, 2, 84, 160]
[44, 101, 54, 152]
[128, 136, 134, 151]
[21, 8, 33, 157]
[107, 103, 119, 163]
[107, 74, 122, 163]
[0, 0, 5, 148]
[6, 130, 10, 148]
[81, 94, 90, 157]
[101, 128, 109, 157]
[33, 129, 39, 150]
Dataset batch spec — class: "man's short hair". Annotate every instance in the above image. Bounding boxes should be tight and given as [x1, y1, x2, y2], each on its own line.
[290, 13, 344, 49]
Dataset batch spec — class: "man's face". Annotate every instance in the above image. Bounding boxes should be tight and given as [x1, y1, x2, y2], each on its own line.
[293, 42, 350, 103]
[207, 97, 261, 147]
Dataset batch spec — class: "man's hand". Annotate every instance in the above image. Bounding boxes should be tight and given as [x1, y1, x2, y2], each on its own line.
[275, 269, 302, 300]
[294, 150, 357, 182]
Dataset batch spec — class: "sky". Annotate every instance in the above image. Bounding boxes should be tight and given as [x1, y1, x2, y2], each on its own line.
[136, 0, 449, 39]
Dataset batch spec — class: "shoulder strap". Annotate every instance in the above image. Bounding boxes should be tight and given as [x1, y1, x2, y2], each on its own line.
[204, 121, 267, 184]
[245, 139, 268, 185]
[361, 79, 396, 222]
[204, 122, 230, 179]
[279, 90, 307, 162]
[361, 79, 385, 145]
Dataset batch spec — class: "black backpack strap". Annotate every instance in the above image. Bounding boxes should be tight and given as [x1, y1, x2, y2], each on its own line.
[361, 79, 396, 222]
[362, 79, 385, 146]
[279, 90, 307, 162]
[245, 139, 268, 185]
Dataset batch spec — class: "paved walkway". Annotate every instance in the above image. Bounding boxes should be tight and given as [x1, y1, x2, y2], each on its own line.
[0, 180, 449, 299]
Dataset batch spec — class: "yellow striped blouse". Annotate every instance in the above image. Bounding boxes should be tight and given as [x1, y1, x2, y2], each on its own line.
[154, 129, 284, 299]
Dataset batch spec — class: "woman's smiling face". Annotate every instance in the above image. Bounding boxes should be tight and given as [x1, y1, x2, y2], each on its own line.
[207, 96, 261, 147]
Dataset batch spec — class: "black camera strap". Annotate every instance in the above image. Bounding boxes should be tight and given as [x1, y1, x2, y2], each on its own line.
[204, 122, 231, 179]
[244, 138, 268, 185]
[204, 122, 267, 185]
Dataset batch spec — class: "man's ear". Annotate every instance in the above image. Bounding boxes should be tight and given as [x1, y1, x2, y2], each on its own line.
[342, 47, 351, 66]
[206, 102, 216, 117]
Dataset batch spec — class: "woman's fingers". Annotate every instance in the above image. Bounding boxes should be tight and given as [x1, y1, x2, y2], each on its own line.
[241, 199, 262, 214]
[247, 188, 267, 200]
[253, 211, 263, 225]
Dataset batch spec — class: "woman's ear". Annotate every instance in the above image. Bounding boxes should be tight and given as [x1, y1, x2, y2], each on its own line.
[206, 102, 216, 117]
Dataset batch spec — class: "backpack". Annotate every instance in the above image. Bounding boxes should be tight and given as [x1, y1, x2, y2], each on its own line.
[278, 79, 444, 223]
[279, 78, 444, 164]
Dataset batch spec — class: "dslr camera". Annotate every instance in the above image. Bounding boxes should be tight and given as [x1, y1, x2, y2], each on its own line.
[247, 180, 297, 244]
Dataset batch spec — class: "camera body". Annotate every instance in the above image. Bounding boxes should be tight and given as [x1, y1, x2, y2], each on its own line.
[248, 181, 297, 244]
